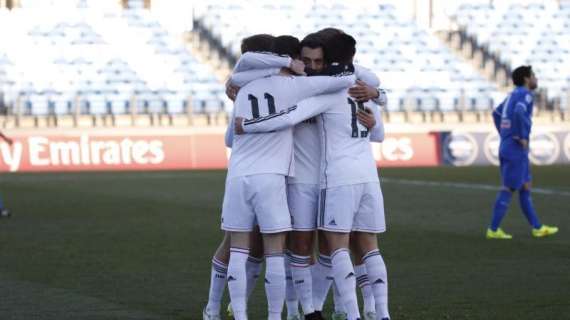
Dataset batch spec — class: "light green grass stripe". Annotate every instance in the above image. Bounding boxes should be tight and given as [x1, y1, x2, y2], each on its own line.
[381, 178, 570, 197]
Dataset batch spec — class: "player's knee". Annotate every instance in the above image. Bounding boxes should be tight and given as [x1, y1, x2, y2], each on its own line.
[288, 232, 314, 256]
[324, 232, 350, 252]
[229, 231, 251, 249]
[262, 232, 286, 255]
[352, 232, 378, 256]
[213, 232, 232, 262]
[317, 230, 331, 255]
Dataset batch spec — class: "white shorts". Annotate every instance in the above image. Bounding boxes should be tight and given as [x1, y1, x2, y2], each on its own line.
[317, 182, 385, 233]
[221, 174, 292, 234]
[287, 183, 319, 231]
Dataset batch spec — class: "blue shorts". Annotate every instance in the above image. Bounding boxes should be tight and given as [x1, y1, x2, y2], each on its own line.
[499, 155, 531, 190]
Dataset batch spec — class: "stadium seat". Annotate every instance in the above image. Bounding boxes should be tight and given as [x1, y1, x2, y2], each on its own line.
[454, 3, 570, 104]
[0, 4, 225, 115]
[194, 1, 501, 112]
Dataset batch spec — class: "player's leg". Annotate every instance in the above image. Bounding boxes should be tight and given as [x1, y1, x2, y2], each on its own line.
[325, 232, 360, 320]
[313, 234, 347, 320]
[287, 231, 315, 317]
[204, 232, 231, 318]
[320, 184, 362, 320]
[220, 176, 256, 320]
[227, 229, 264, 319]
[246, 227, 264, 300]
[312, 232, 334, 314]
[519, 182, 541, 229]
[263, 232, 288, 320]
[352, 182, 390, 320]
[287, 183, 319, 317]
[519, 162, 558, 237]
[487, 157, 516, 239]
[351, 233, 389, 320]
[285, 237, 301, 319]
[350, 235, 376, 319]
[331, 281, 348, 319]
[252, 174, 293, 320]
[228, 232, 252, 320]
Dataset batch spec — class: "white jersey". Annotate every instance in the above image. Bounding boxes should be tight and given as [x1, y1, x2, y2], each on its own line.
[227, 74, 356, 179]
[242, 89, 380, 188]
[228, 53, 384, 184]
[288, 118, 320, 185]
[288, 65, 384, 185]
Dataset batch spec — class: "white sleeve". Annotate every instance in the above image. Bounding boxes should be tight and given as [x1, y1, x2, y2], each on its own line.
[225, 109, 235, 148]
[230, 68, 281, 87]
[354, 64, 387, 106]
[233, 52, 291, 73]
[368, 104, 385, 142]
[355, 64, 380, 87]
[373, 88, 388, 107]
[243, 95, 332, 133]
[293, 75, 356, 101]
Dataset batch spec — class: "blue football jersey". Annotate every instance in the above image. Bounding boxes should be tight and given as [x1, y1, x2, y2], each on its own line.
[492, 86, 533, 158]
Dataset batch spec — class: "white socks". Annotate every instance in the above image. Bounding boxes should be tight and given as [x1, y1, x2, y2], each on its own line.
[355, 263, 376, 314]
[332, 282, 346, 314]
[205, 257, 228, 316]
[312, 254, 334, 311]
[331, 249, 360, 320]
[363, 249, 390, 319]
[228, 248, 249, 320]
[289, 252, 315, 315]
[246, 256, 263, 299]
[265, 254, 286, 320]
[285, 253, 300, 317]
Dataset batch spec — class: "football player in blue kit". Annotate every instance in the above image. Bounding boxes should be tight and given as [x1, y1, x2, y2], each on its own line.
[486, 66, 558, 239]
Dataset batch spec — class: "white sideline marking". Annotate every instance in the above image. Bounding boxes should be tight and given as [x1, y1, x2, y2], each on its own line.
[381, 178, 570, 197]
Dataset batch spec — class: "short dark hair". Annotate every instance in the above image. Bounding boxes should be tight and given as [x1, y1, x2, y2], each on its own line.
[316, 27, 344, 43]
[273, 35, 301, 59]
[300, 33, 324, 50]
[512, 65, 533, 86]
[323, 33, 356, 64]
[240, 34, 275, 54]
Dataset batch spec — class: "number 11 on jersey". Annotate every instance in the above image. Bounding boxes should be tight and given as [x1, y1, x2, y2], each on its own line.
[347, 98, 369, 138]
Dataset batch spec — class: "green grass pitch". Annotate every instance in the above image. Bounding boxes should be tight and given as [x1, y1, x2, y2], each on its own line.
[1, 166, 569, 319]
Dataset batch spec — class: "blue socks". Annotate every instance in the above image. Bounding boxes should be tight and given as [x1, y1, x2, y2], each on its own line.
[490, 190, 512, 231]
[519, 189, 542, 229]
[0, 194, 4, 210]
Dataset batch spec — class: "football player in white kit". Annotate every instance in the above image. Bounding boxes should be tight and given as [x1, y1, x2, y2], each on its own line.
[236, 33, 390, 320]
[204, 34, 307, 320]
[222, 35, 356, 320]
[228, 31, 386, 320]
[227, 32, 385, 320]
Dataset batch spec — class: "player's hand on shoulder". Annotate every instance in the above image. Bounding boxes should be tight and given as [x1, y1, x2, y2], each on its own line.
[235, 117, 245, 135]
[349, 80, 379, 102]
[357, 107, 376, 129]
[225, 79, 239, 101]
[289, 59, 306, 76]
